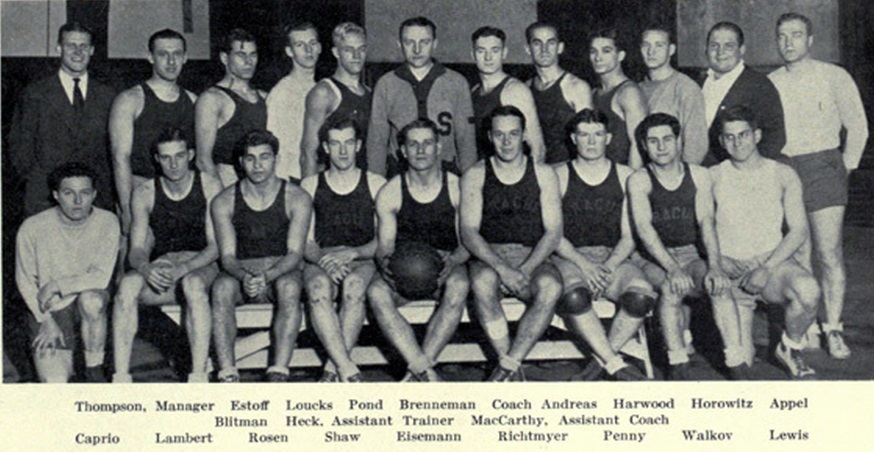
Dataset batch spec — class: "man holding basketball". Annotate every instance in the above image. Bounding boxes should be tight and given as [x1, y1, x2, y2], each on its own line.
[367, 118, 470, 382]
[460, 105, 563, 382]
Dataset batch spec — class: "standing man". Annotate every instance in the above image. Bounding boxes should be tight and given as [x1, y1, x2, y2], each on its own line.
[627, 113, 735, 380]
[712, 106, 820, 379]
[300, 22, 370, 178]
[552, 109, 654, 381]
[589, 28, 648, 168]
[525, 21, 593, 165]
[9, 22, 116, 216]
[112, 128, 222, 383]
[195, 29, 267, 187]
[367, 16, 477, 177]
[266, 22, 321, 182]
[460, 106, 563, 382]
[16, 163, 119, 382]
[301, 118, 385, 382]
[640, 25, 708, 165]
[367, 119, 470, 382]
[769, 13, 869, 359]
[701, 22, 784, 165]
[471, 26, 546, 162]
[210, 130, 312, 382]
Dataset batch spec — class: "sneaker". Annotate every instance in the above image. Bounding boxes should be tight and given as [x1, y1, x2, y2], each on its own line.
[775, 343, 816, 380]
[571, 359, 605, 381]
[609, 364, 648, 382]
[265, 371, 290, 382]
[318, 371, 340, 383]
[727, 363, 752, 380]
[218, 374, 240, 383]
[826, 331, 851, 360]
[344, 373, 364, 383]
[84, 366, 107, 383]
[487, 366, 525, 382]
[401, 368, 441, 382]
[668, 362, 692, 381]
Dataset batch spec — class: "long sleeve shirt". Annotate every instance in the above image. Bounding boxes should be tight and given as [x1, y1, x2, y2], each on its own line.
[641, 70, 709, 165]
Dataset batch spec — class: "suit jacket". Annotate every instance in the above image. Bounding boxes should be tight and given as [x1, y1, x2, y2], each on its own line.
[8, 73, 117, 215]
[702, 66, 786, 166]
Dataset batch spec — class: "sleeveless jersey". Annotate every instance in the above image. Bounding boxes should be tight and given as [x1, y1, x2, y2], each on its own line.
[132, 83, 195, 178]
[532, 73, 576, 164]
[713, 159, 783, 260]
[594, 80, 632, 164]
[396, 171, 458, 251]
[480, 157, 544, 247]
[563, 161, 623, 247]
[149, 171, 208, 259]
[213, 86, 267, 165]
[472, 76, 511, 160]
[647, 163, 698, 248]
[313, 171, 375, 248]
[325, 78, 371, 170]
[232, 181, 289, 259]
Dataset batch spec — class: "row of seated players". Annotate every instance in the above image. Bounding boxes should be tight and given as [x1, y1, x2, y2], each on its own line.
[18, 106, 817, 383]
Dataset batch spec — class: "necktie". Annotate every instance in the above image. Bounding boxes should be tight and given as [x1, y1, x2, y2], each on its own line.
[73, 77, 85, 111]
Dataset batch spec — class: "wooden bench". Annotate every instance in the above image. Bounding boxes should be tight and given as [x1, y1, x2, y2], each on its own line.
[161, 298, 654, 378]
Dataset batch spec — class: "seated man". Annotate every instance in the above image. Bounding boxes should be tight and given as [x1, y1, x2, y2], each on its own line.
[367, 119, 470, 382]
[712, 106, 819, 379]
[301, 117, 385, 382]
[627, 113, 734, 380]
[210, 130, 312, 382]
[16, 162, 120, 382]
[460, 106, 563, 382]
[112, 128, 222, 383]
[552, 109, 654, 381]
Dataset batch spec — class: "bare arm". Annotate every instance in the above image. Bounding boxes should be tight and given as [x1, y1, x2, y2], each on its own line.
[445, 173, 470, 265]
[212, 187, 247, 281]
[374, 178, 401, 261]
[460, 165, 508, 270]
[617, 83, 649, 169]
[195, 89, 226, 180]
[564, 75, 593, 112]
[300, 83, 337, 178]
[109, 88, 142, 234]
[127, 181, 156, 272]
[519, 164, 562, 274]
[300, 176, 323, 263]
[503, 80, 547, 163]
[690, 166, 722, 272]
[603, 165, 637, 269]
[174, 173, 222, 275]
[627, 170, 681, 272]
[263, 186, 312, 283]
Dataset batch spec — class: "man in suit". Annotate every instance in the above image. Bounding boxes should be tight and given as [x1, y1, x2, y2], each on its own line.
[9, 22, 116, 216]
[701, 22, 785, 166]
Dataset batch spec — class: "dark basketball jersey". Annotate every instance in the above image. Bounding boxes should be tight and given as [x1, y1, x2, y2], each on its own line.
[213, 86, 267, 165]
[132, 83, 195, 178]
[396, 171, 458, 251]
[532, 73, 576, 164]
[594, 80, 632, 164]
[562, 161, 623, 248]
[647, 163, 698, 248]
[472, 76, 511, 160]
[232, 181, 289, 259]
[313, 170, 375, 248]
[325, 78, 371, 170]
[480, 157, 544, 247]
[149, 171, 208, 260]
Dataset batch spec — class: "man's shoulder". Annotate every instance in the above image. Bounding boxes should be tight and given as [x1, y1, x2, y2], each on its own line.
[19, 208, 57, 234]
[90, 208, 120, 230]
[434, 67, 469, 87]
[21, 74, 60, 98]
[672, 70, 702, 90]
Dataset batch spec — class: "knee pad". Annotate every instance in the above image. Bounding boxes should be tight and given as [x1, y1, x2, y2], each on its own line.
[619, 289, 656, 318]
[556, 285, 593, 315]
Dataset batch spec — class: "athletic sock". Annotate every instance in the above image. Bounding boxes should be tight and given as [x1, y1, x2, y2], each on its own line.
[187, 372, 209, 383]
[111, 372, 132, 383]
[84, 351, 105, 368]
[668, 349, 690, 365]
[821, 322, 843, 334]
[217, 367, 239, 380]
[499, 354, 521, 372]
[604, 356, 627, 375]
[782, 331, 805, 351]
[724, 346, 746, 367]
[266, 365, 290, 376]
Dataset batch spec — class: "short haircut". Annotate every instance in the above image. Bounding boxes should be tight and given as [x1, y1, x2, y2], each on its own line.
[717, 105, 759, 133]
[707, 21, 744, 46]
[635, 113, 681, 150]
[399, 16, 437, 40]
[525, 21, 560, 43]
[235, 129, 279, 162]
[568, 109, 609, 132]
[332, 22, 366, 47]
[152, 127, 191, 156]
[57, 22, 93, 44]
[49, 162, 97, 192]
[319, 116, 361, 145]
[397, 118, 440, 146]
[489, 105, 526, 131]
[283, 21, 318, 47]
[149, 28, 186, 52]
[589, 27, 625, 52]
[642, 23, 674, 44]
[472, 26, 506, 45]
[777, 12, 814, 36]
[220, 28, 256, 53]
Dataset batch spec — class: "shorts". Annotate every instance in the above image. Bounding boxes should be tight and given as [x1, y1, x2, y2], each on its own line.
[727, 251, 803, 309]
[225, 256, 301, 305]
[304, 259, 376, 283]
[631, 244, 703, 287]
[28, 303, 79, 351]
[552, 246, 610, 285]
[787, 148, 848, 212]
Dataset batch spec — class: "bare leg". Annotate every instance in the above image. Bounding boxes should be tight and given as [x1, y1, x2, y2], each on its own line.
[470, 262, 510, 356]
[181, 267, 216, 377]
[272, 273, 303, 371]
[809, 206, 846, 330]
[78, 290, 109, 370]
[112, 273, 147, 378]
[422, 265, 470, 361]
[506, 268, 561, 363]
[367, 277, 431, 373]
[211, 275, 242, 376]
[337, 265, 374, 373]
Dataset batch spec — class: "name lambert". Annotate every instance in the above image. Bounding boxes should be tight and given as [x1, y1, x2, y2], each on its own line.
[155, 433, 213, 444]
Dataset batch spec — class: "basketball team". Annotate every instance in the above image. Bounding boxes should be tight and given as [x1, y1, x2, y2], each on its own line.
[9, 11, 867, 383]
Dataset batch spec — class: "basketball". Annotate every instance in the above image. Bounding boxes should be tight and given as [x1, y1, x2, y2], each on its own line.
[388, 241, 444, 300]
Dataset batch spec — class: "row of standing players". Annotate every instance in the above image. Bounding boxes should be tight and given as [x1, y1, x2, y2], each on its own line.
[9, 12, 867, 382]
